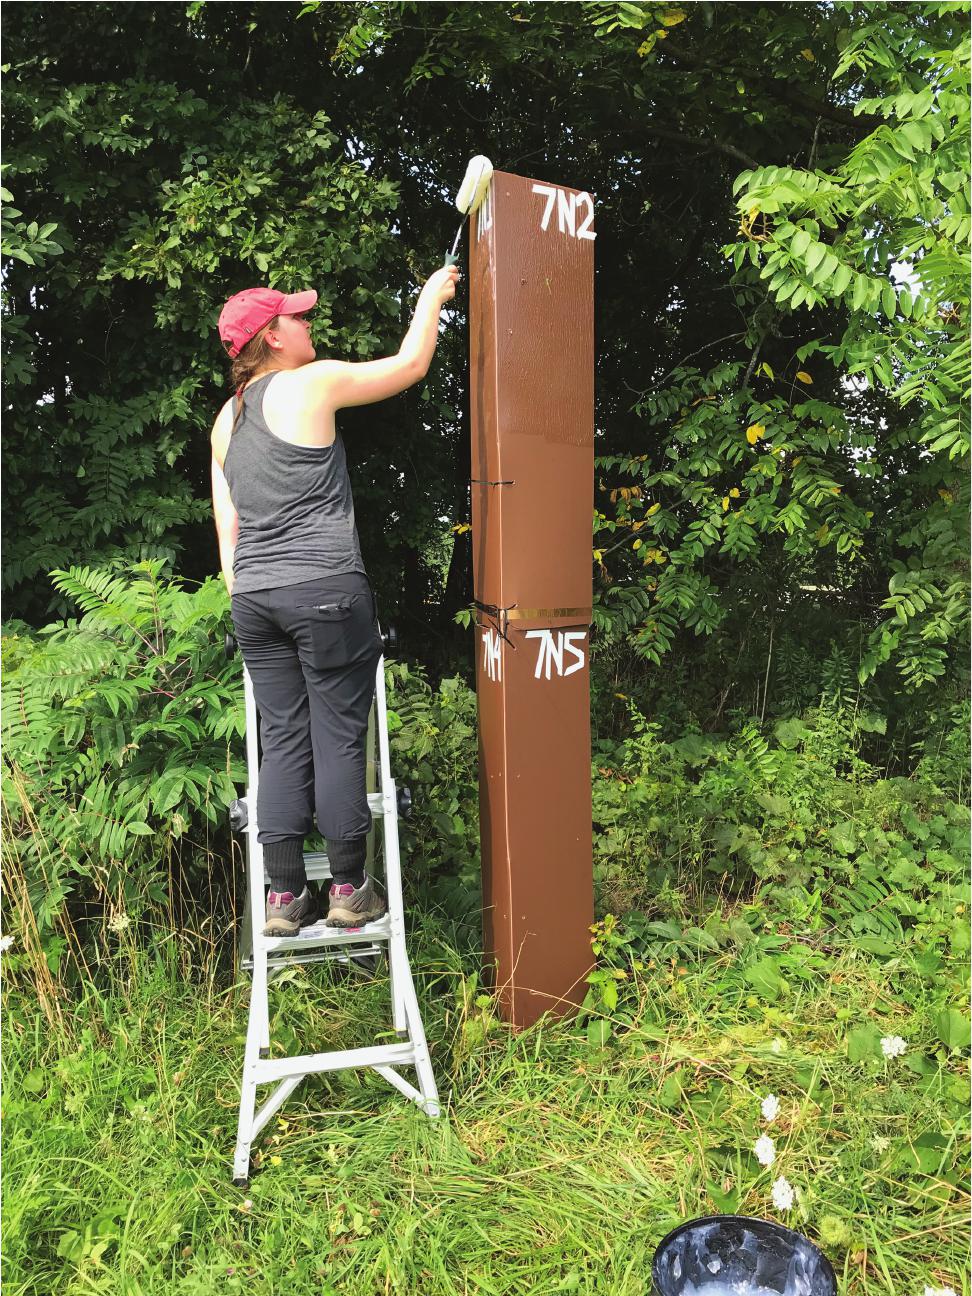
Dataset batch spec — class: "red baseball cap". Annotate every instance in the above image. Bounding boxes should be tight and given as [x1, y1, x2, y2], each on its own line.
[218, 286, 318, 358]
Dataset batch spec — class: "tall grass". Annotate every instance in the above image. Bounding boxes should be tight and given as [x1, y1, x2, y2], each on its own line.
[2, 856, 968, 1295]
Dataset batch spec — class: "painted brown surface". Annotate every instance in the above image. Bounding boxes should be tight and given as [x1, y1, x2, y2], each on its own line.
[469, 170, 595, 1029]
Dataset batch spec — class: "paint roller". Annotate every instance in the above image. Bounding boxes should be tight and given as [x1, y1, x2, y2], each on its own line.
[443, 155, 493, 267]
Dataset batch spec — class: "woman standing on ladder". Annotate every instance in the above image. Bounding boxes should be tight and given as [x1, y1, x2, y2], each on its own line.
[211, 265, 460, 936]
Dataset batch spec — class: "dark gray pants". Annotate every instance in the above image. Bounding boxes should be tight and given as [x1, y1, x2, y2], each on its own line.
[230, 573, 383, 853]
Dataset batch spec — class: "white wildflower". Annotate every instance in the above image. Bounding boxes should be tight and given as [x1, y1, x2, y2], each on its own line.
[107, 913, 131, 934]
[771, 1176, 794, 1210]
[0, 935, 13, 953]
[870, 1135, 890, 1153]
[924, 1287, 957, 1296]
[754, 1134, 776, 1167]
[761, 1093, 780, 1123]
[881, 1035, 907, 1058]
[770, 1037, 785, 1054]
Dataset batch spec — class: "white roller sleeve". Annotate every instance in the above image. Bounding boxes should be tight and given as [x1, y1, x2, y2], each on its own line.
[455, 156, 494, 215]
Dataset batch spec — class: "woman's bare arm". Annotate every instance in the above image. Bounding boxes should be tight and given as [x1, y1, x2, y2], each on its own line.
[298, 266, 459, 410]
[210, 411, 239, 594]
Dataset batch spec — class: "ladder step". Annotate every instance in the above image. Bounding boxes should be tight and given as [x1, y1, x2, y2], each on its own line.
[253, 1041, 416, 1084]
[243, 945, 384, 971]
[258, 915, 392, 954]
[301, 852, 331, 883]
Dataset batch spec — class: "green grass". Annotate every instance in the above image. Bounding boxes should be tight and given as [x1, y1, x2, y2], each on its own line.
[2, 898, 968, 1296]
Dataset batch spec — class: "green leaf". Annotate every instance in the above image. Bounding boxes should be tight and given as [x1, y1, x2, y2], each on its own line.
[828, 822, 857, 855]
[743, 957, 783, 1002]
[934, 1009, 971, 1051]
[847, 1024, 881, 1062]
[882, 283, 897, 318]
[22, 1068, 46, 1094]
[851, 935, 897, 957]
[831, 264, 852, 296]
[587, 1018, 612, 1048]
[657, 1069, 685, 1108]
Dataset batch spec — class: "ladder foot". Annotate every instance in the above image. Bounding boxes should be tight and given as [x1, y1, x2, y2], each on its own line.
[233, 1177, 249, 1189]
[259, 1047, 270, 1059]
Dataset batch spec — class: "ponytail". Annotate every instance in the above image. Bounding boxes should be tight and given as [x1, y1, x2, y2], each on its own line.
[226, 315, 281, 435]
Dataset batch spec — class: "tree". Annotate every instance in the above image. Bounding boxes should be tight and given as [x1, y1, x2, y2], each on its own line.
[3, 0, 968, 713]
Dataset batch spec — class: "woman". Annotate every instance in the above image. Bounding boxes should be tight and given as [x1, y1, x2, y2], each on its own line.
[211, 265, 460, 936]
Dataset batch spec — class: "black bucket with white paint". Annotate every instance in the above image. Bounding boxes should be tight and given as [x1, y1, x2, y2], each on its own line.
[651, 1216, 837, 1296]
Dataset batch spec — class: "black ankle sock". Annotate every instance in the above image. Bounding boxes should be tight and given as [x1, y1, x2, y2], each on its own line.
[327, 836, 367, 889]
[263, 838, 306, 894]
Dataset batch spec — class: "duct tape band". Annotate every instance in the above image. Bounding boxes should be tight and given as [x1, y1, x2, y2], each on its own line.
[468, 478, 514, 486]
[505, 607, 592, 621]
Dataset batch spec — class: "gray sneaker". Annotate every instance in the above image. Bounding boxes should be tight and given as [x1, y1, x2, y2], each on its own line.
[326, 874, 386, 927]
[263, 886, 318, 936]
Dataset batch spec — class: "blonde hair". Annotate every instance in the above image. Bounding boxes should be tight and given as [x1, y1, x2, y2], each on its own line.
[226, 316, 281, 434]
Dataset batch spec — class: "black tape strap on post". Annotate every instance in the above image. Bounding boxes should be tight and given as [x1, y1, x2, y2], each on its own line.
[468, 478, 515, 487]
[473, 599, 518, 649]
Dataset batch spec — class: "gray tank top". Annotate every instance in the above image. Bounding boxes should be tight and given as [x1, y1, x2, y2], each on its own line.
[222, 372, 366, 595]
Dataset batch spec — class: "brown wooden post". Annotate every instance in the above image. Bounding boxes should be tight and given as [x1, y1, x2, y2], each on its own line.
[468, 170, 596, 1029]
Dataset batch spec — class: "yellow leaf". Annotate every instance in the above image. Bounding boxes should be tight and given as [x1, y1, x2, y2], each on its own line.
[592, 549, 603, 561]
[791, 456, 802, 466]
[636, 38, 654, 57]
[633, 539, 642, 550]
[795, 371, 813, 384]
[760, 361, 775, 379]
[746, 423, 766, 444]
[660, 8, 686, 24]
[722, 496, 730, 511]
[831, 486, 841, 494]
[451, 522, 471, 534]
[614, 692, 628, 700]
[801, 48, 815, 61]
[647, 502, 661, 515]
[816, 524, 830, 540]
[729, 487, 740, 498]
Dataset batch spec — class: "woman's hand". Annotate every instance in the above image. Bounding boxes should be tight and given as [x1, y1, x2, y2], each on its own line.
[420, 264, 461, 308]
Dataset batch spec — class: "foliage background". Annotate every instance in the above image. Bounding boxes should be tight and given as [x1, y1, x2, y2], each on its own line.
[3, 0, 968, 713]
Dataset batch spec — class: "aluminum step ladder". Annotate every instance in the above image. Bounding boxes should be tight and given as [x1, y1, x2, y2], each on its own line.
[228, 633, 441, 1185]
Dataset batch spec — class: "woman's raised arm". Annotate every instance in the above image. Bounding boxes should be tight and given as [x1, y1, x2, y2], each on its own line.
[299, 265, 459, 410]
